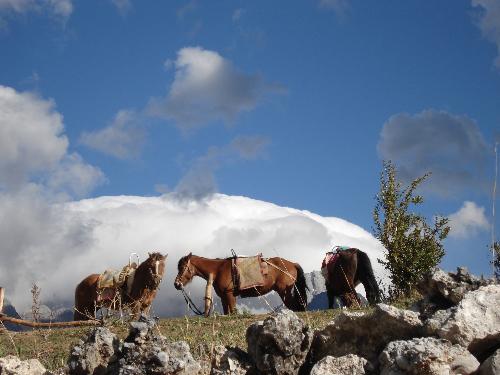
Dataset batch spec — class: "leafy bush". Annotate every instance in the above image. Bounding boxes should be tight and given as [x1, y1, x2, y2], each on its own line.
[373, 161, 450, 297]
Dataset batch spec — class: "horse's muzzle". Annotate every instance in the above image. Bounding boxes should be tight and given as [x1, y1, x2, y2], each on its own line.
[174, 280, 182, 290]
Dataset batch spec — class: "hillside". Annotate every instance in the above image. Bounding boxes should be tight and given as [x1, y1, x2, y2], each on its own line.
[0, 309, 344, 371]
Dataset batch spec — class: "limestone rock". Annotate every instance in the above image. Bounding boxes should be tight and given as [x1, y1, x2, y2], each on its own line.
[425, 284, 500, 360]
[210, 345, 254, 375]
[67, 326, 120, 375]
[309, 354, 368, 375]
[379, 337, 479, 375]
[246, 309, 311, 375]
[305, 303, 424, 369]
[0, 355, 50, 375]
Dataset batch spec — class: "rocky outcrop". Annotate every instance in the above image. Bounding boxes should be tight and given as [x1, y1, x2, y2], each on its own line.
[305, 303, 424, 367]
[378, 337, 479, 374]
[416, 267, 495, 314]
[68, 315, 201, 375]
[247, 309, 312, 375]
[68, 326, 120, 374]
[0, 355, 50, 375]
[425, 284, 500, 360]
[309, 354, 369, 375]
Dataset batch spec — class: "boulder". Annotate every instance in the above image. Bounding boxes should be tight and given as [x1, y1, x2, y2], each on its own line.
[309, 354, 368, 375]
[0, 355, 50, 375]
[210, 345, 254, 375]
[246, 309, 312, 375]
[67, 326, 120, 375]
[417, 267, 495, 313]
[479, 348, 500, 375]
[68, 315, 201, 375]
[379, 337, 479, 375]
[425, 284, 500, 360]
[305, 303, 424, 369]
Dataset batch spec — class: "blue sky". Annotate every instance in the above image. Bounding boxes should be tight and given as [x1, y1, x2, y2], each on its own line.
[1, 0, 499, 279]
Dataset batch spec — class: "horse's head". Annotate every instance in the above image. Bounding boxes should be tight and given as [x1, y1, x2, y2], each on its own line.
[142, 252, 167, 289]
[174, 252, 194, 290]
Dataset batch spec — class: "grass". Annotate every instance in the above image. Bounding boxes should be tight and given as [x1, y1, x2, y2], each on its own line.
[0, 308, 350, 371]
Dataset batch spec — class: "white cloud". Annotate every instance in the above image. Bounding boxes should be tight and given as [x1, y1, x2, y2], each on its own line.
[0, 85, 104, 196]
[0, 85, 68, 189]
[0, 193, 389, 316]
[0, 0, 73, 21]
[378, 109, 491, 197]
[79, 110, 146, 159]
[472, 0, 500, 68]
[448, 201, 490, 238]
[111, 0, 131, 16]
[148, 46, 281, 131]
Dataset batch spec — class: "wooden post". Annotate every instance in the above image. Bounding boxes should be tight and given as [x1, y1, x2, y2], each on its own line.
[0, 287, 4, 314]
[205, 277, 213, 316]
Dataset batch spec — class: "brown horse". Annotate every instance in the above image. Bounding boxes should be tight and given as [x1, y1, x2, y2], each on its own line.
[174, 253, 308, 315]
[323, 247, 380, 308]
[74, 252, 167, 321]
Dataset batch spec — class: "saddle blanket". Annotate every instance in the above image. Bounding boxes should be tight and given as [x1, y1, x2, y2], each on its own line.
[234, 255, 268, 290]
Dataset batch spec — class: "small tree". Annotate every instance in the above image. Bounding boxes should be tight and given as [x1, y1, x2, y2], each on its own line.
[491, 241, 500, 281]
[373, 161, 450, 297]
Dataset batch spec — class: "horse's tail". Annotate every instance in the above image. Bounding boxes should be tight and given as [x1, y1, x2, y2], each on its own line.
[357, 250, 381, 304]
[293, 264, 309, 311]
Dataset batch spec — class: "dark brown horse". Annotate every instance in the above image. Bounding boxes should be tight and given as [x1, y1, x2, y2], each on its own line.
[74, 252, 167, 320]
[174, 253, 308, 315]
[322, 247, 380, 308]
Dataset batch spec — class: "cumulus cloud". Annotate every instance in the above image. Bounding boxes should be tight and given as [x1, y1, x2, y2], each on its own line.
[448, 201, 490, 238]
[174, 135, 270, 200]
[0, 86, 61, 187]
[0, 193, 389, 316]
[148, 47, 282, 132]
[110, 0, 131, 16]
[377, 109, 491, 197]
[79, 110, 146, 159]
[472, 0, 500, 68]
[0, 0, 73, 22]
[0, 85, 104, 196]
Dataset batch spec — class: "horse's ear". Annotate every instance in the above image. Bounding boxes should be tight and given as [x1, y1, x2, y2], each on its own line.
[148, 252, 151, 257]
[188, 252, 192, 258]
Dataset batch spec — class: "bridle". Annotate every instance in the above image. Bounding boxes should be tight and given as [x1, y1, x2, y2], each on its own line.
[147, 259, 163, 290]
[175, 257, 213, 316]
[175, 258, 194, 288]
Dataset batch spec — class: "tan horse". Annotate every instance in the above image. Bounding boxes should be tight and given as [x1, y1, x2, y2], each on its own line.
[174, 253, 308, 315]
[74, 252, 167, 320]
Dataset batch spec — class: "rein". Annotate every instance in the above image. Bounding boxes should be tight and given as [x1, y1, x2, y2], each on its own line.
[179, 285, 213, 316]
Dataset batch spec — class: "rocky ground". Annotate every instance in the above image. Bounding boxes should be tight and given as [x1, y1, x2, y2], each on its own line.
[1, 267, 499, 374]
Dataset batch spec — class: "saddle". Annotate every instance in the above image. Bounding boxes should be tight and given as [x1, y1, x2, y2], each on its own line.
[321, 246, 354, 279]
[97, 263, 137, 301]
[231, 253, 269, 291]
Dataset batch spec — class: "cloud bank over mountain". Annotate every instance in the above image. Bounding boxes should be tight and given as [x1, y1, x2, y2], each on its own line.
[0, 193, 388, 316]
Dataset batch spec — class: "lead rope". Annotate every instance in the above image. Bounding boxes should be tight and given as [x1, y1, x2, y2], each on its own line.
[339, 264, 361, 309]
[180, 286, 213, 316]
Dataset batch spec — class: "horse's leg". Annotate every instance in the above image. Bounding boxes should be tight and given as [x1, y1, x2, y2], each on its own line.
[224, 291, 237, 314]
